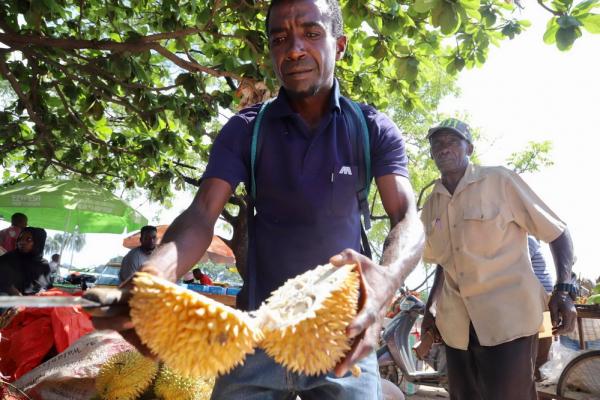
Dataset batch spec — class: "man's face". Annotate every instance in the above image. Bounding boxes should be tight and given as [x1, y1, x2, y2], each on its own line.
[140, 230, 157, 251]
[429, 131, 473, 175]
[193, 270, 202, 280]
[17, 231, 34, 253]
[268, 0, 346, 99]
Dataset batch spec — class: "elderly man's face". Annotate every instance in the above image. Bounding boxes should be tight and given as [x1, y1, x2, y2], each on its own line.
[267, 0, 346, 99]
[429, 130, 473, 175]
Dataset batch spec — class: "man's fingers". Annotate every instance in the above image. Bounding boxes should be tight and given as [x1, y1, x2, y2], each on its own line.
[347, 306, 378, 338]
[334, 324, 378, 377]
[85, 304, 130, 318]
[83, 287, 131, 306]
[549, 302, 559, 326]
[91, 314, 134, 331]
[330, 249, 362, 266]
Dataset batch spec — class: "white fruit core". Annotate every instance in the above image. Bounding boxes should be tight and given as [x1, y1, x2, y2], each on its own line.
[257, 264, 353, 329]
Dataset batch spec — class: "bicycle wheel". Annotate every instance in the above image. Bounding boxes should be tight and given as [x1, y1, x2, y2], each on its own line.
[557, 350, 600, 398]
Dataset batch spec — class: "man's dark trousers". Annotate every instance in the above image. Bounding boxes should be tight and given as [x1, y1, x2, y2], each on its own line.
[444, 324, 538, 400]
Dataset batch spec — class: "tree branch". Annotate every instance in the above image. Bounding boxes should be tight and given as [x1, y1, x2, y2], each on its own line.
[537, 0, 561, 15]
[150, 43, 244, 81]
[0, 32, 154, 52]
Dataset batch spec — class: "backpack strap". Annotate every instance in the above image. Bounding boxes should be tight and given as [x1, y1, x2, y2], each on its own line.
[250, 98, 275, 200]
[339, 97, 373, 259]
[340, 97, 372, 229]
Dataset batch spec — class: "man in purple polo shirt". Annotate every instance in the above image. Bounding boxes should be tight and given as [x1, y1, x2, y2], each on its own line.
[88, 0, 424, 398]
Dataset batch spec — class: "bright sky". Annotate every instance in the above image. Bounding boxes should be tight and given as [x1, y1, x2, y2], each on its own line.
[1, 5, 597, 284]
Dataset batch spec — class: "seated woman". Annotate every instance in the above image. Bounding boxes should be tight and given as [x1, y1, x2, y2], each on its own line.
[0, 227, 51, 296]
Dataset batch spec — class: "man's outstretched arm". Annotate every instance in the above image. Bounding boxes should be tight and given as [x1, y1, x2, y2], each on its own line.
[548, 228, 577, 334]
[331, 174, 424, 376]
[141, 178, 233, 282]
[84, 178, 233, 342]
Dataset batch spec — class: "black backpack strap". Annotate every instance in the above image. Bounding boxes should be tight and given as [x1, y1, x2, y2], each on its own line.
[250, 98, 275, 201]
[340, 97, 373, 258]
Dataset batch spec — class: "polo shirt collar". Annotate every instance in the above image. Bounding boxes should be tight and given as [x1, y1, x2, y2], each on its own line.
[267, 79, 342, 119]
[430, 162, 483, 197]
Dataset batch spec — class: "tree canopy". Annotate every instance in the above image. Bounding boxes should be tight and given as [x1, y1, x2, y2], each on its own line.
[1, 0, 597, 198]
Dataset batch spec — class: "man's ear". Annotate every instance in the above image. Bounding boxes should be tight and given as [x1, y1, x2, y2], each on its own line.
[335, 35, 347, 61]
[466, 143, 474, 156]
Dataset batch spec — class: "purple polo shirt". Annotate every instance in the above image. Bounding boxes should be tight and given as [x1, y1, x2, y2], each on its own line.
[203, 80, 408, 310]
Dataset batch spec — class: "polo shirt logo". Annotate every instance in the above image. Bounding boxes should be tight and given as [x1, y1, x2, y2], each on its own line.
[339, 166, 352, 175]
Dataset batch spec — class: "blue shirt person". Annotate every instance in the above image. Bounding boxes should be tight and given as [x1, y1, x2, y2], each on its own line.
[528, 235, 554, 292]
[88, 1, 424, 399]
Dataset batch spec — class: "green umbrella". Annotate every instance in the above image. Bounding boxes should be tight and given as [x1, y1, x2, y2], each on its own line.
[0, 179, 147, 233]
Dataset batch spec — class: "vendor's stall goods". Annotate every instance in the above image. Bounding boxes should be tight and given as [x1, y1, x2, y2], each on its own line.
[96, 351, 212, 400]
[95, 351, 158, 400]
[130, 263, 359, 377]
[154, 365, 213, 400]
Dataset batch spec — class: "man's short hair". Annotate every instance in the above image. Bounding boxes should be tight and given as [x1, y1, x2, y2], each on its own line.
[266, 0, 344, 38]
[51, 254, 60, 262]
[11, 212, 27, 225]
[140, 225, 157, 237]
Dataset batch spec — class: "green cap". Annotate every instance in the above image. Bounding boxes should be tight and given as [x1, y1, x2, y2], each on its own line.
[427, 118, 472, 143]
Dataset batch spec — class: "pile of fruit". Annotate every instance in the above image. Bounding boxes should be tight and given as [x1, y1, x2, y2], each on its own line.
[586, 284, 600, 304]
[576, 283, 600, 305]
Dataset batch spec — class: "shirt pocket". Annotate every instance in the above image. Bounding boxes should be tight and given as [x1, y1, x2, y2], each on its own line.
[424, 216, 451, 265]
[462, 203, 510, 256]
[331, 164, 359, 217]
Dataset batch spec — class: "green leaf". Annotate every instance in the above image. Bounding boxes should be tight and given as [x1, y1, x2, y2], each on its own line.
[519, 19, 532, 28]
[460, 0, 480, 10]
[432, 2, 462, 35]
[557, 15, 583, 27]
[413, 0, 439, 13]
[543, 19, 560, 44]
[572, 0, 600, 16]
[395, 57, 419, 82]
[580, 13, 600, 32]
[551, 0, 574, 12]
[555, 26, 582, 50]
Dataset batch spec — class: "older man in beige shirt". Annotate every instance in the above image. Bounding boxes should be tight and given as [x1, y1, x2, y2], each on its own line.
[420, 118, 576, 400]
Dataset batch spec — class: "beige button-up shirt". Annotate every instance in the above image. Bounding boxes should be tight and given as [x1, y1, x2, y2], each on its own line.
[421, 164, 565, 350]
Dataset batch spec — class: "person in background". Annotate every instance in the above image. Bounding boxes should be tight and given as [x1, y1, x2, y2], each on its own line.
[0, 227, 51, 295]
[118, 225, 157, 282]
[48, 253, 61, 284]
[192, 267, 213, 286]
[528, 235, 554, 380]
[420, 118, 575, 400]
[181, 269, 195, 284]
[0, 213, 28, 255]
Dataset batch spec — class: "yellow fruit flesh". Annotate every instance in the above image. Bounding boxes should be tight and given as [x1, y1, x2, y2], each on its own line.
[257, 264, 360, 375]
[130, 272, 262, 378]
